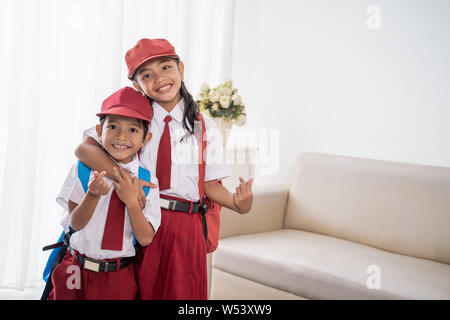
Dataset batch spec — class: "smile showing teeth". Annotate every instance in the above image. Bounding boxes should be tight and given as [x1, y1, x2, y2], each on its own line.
[113, 144, 129, 150]
[158, 84, 172, 93]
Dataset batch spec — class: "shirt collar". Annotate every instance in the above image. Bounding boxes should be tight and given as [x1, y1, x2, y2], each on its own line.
[153, 98, 185, 125]
[116, 154, 140, 177]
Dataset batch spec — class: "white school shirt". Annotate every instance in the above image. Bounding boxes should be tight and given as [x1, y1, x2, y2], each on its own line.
[83, 98, 232, 202]
[56, 155, 161, 260]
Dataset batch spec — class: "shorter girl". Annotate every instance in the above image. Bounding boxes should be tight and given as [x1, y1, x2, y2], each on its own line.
[49, 87, 161, 300]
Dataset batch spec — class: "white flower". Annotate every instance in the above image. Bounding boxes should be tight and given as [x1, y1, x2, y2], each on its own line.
[200, 83, 209, 92]
[220, 95, 231, 109]
[195, 93, 203, 101]
[212, 103, 220, 112]
[219, 86, 232, 97]
[231, 94, 242, 106]
[235, 115, 247, 126]
[223, 78, 232, 88]
[210, 91, 220, 103]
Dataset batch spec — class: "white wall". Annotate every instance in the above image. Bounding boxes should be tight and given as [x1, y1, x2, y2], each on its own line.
[230, 0, 450, 186]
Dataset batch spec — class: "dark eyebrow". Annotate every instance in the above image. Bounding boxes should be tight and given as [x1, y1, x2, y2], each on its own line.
[130, 119, 143, 127]
[158, 57, 172, 64]
[138, 58, 172, 75]
[138, 68, 151, 75]
[106, 115, 142, 126]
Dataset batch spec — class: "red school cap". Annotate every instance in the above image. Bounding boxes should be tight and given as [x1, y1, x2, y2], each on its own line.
[97, 87, 153, 125]
[125, 38, 179, 80]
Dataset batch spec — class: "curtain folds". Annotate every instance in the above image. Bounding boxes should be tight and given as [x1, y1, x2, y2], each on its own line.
[0, 0, 235, 290]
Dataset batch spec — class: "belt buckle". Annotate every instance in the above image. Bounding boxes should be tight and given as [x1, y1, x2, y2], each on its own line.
[160, 198, 176, 211]
[160, 198, 171, 210]
[84, 259, 100, 272]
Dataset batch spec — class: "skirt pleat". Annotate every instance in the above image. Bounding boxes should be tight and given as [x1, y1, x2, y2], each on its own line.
[136, 208, 207, 300]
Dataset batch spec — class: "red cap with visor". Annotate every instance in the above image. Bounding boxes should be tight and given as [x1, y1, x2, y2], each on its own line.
[125, 38, 179, 80]
[97, 87, 153, 124]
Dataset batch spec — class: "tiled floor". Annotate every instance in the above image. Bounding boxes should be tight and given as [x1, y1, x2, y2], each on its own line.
[0, 281, 45, 300]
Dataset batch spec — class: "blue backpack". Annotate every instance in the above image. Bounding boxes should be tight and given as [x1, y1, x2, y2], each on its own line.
[41, 161, 151, 298]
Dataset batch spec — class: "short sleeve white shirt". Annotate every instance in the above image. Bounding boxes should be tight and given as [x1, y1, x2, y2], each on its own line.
[58, 155, 161, 260]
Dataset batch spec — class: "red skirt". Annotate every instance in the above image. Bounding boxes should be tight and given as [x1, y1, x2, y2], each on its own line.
[136, 198, 207, 300]
[48, 251, 137, 300]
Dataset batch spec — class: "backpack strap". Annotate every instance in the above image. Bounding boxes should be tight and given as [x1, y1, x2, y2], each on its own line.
[78, 160, 92, 193]
[138, 166, 151, 197]
[196, 113, 208, 243]
[196, 113, 207, 200]
[135, 166, 151, 247]
[41, 227, 75, 299]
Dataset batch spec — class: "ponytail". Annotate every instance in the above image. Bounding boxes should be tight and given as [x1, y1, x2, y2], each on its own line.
[179, 81, 200, 136]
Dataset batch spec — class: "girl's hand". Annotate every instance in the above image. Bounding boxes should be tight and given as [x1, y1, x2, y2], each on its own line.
[119, 169, 157, 210]
[232, 177, 254, 214]
[113, 167, 141, 209]
[88, 171, 110, 197]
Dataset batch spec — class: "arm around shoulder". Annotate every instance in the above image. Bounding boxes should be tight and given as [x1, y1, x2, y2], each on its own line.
[75, 137, 116, 180]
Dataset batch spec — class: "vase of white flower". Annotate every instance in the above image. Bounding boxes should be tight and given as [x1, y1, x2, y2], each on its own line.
[195, 79, 246, 146]
[213, 117, 233, 145]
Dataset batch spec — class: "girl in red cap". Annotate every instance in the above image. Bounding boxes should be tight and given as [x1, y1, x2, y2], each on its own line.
[74, 38, 253, 300]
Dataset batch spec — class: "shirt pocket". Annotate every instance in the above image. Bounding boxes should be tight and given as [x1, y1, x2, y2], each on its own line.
[172, 134, 200, 167]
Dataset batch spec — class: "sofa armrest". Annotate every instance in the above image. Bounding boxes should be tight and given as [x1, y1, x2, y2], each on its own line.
[219, 184, 289, 239]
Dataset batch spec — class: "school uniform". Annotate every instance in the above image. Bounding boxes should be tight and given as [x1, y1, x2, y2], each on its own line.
[49, 155, 161, 300]
[84, 98, 232, 299]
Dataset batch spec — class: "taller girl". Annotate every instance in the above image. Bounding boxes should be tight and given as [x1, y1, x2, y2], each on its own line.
[76, 38, 253, 299]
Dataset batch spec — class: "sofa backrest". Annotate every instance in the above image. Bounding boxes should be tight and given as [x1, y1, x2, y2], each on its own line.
[284, 153, 450, 265]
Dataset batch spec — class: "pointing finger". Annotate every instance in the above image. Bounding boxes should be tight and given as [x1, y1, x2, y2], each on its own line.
[139, 179, 158, 189]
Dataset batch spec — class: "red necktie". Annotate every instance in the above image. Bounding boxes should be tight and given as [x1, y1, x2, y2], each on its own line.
[156, 116, 172, 191]
[101, 189, 125, 251]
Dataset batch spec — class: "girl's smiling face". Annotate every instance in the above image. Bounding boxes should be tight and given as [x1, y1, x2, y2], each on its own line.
[133, 57, 184, 112]
[96, 114, 151, 164]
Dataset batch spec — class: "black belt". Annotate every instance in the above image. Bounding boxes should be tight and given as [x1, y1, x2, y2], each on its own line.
[160, 197, 205, 213]
[160, 196, 209, 244]
[69, 247, 134, 273]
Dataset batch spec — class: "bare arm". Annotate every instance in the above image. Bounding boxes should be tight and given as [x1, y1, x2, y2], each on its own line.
[69, 195, 100, 231]
[204, 177, 254, 214]
[69, 171, 110, 230]
[126, 201, 155, 247]
[75, 137, 117, 180]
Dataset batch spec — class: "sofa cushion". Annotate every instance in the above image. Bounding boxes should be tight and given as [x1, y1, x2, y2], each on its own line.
[285, 153, 450, 265]
[211, 268, 307, 300]
[213, 229, 450, 299]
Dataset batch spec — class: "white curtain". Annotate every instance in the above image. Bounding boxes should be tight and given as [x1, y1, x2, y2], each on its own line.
[0, 0, 235, 290]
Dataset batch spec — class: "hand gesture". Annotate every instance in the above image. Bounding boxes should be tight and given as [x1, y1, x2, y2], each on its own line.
[88, 170, 110, 197]
[233, 177, 254, 214]
[113, 167, 142, 209]
[118, 168, 157, 210]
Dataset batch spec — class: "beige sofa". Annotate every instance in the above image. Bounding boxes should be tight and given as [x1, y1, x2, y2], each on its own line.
[208, 153, 450, 299]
